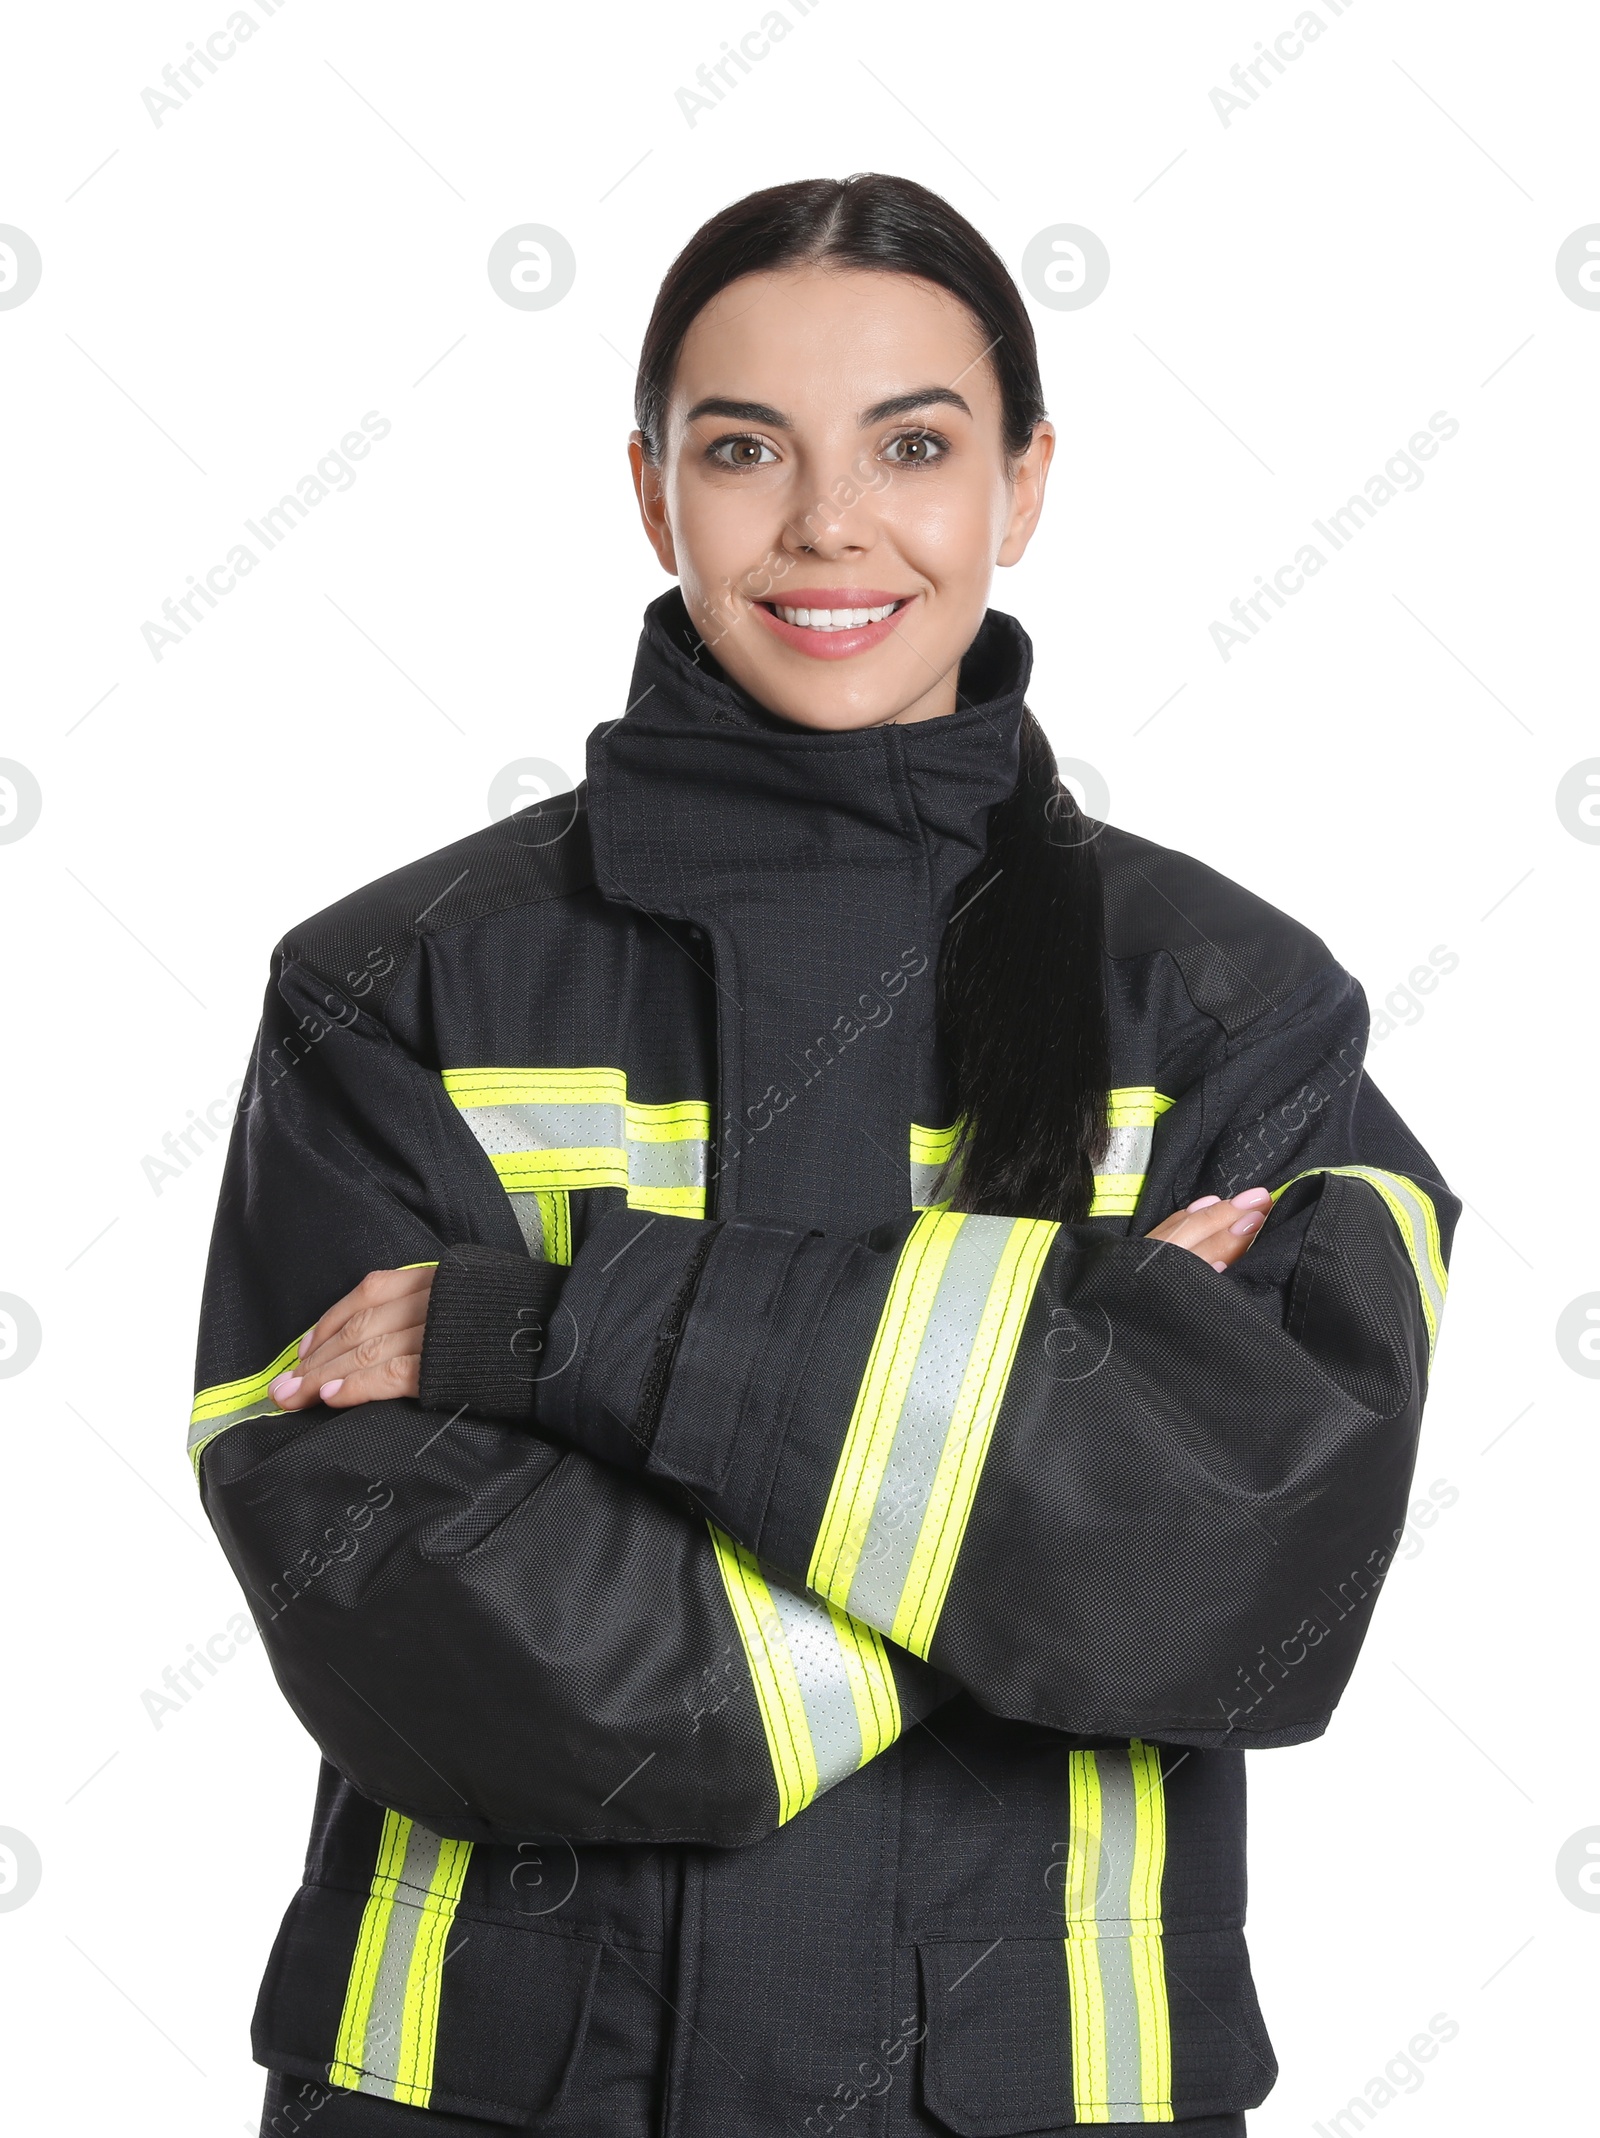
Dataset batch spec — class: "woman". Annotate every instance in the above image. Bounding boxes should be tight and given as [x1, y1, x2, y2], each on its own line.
[193, 175, 1455, 2137]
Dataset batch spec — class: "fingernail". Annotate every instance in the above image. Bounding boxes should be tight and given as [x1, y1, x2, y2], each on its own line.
[297, 1333, 314, 1361]
[319, 1379, 344, 1401]
[1230, 1214, 1264, 1236]
[1231, 1187, 1271, 1207]
[1187, 1195, 1221, 1212]
[269, 1374, 302, 1403]
[1211, 1259, 1229, 1272]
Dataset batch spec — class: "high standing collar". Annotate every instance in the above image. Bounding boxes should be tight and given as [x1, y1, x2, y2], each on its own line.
[587, 589, 1033, 922]
[584, 589, 1034, 1232]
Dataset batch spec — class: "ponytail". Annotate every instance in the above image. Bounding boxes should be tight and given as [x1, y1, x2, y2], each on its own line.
[936, 714, 1110, 1223]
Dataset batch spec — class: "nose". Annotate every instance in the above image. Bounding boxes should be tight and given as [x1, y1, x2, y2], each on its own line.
[779, 484, 876, 560]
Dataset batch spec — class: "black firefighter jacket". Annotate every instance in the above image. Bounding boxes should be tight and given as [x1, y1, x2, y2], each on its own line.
[192, 593, 1457, 2136]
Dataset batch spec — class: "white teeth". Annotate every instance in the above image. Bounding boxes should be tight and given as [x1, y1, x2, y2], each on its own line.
[774, 602, 899, 630]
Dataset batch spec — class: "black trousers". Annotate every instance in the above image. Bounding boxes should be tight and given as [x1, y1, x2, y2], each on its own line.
[260, 2070, 1247, 2138]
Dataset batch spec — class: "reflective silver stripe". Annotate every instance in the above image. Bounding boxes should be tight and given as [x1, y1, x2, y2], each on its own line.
[1095, 1751, 1147, 2116]
[1101, 1123, 1154, 1177]
[625, 1138, 706, 1192]
[764, 1577, 864, 1793]
[506, 1193, 546, 1256]
[187, 1392, 276, 1455]
[457, 1102, 706, 1192]
[1363, 1168, 1447, 1346]
[460, 1101, 620, 1155]
[357, 1822, 441, 2100]
[909, 1157, 949, 1207]
[844, 1215, 1015, 1632]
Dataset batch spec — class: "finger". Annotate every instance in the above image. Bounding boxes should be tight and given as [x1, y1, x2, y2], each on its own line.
[290, 1321, 428, 1403]
[1208, 1193, 1275, 1267]
[1214, 1222, 1266, 1265]
[316, 1351, 423, 1408]
[295, 1291, 434, 1385]
[1147, 1188, 1273, 1258]
[298, 1267, 435, 1369]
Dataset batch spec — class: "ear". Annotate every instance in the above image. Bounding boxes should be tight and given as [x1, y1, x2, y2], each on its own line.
[995, 420, 1055, 568]
[629, 432, 679, 576]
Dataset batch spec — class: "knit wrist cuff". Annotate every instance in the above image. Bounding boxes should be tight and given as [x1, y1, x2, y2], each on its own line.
[419, 1244, 568, 1423]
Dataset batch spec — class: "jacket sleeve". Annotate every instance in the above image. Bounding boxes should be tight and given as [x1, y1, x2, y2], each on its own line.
[191, 953, 950, 1850]
[540, 961, 1459, 1749]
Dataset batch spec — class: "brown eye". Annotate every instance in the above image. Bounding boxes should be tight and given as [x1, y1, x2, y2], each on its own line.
[883, 430, 948, 467]
[709, 435, 778, 468]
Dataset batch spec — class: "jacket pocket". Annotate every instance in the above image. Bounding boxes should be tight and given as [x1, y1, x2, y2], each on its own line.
[254, 1878, 602, 2124]
[916, 1928, 1277, 2131]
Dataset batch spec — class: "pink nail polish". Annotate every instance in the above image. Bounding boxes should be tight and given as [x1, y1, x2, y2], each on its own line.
[1187, 1195, 1221, 1212]
[269, 1374, 303, 1403]
[1232, 1187, 1270, 1207]
[319, 1379, 344, 1401]
[1211, 1259, 1228, 1272]
[1230, 1214, 1264, 1236]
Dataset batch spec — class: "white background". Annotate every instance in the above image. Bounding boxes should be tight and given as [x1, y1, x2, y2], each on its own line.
[1, 2, 1593, 2130]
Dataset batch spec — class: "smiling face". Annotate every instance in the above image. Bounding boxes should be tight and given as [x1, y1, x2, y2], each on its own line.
[630, 264, 1054, 730]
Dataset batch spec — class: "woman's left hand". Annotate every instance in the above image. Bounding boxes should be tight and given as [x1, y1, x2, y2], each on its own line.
[268, 1265, 436, 1410]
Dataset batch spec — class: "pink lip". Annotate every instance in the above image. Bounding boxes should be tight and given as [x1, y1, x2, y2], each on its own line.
[750, 588, 917, 661]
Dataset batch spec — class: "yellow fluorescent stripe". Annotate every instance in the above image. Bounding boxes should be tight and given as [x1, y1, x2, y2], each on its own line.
[533, 1188, 571, 1266]
[392, 1835, 472, 2108]
[895, 1216, 1059, 1657]
[189, 1336, 303, 1425]
[490, 1147, 628, 1191]
[1064, 1752, 1108, 2121]
[443, 1065, 626, 1107]
[830, 1605, 901, 1763]
[807, 1211, 960, 1604]
[709, 1526, 816, 1822]
[909, 1120, 961, 1165]
[329, 1811, 409, 2092]
[1105, 1087, 1175, 1128]
[625, 1100, 712, 1141]
[1129, 1740, 1173, 2120]
[495, 1158, 702, 1216]
[1088, 1174, 1145, 1217]
[627, 1186, 705, 1215]
[443, 1065, 710, 1141]
[1063, 1750, 1102, 1924]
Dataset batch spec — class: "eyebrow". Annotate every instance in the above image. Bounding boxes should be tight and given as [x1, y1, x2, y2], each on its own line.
[682, 386, 973, 431]
[860, 387, 971, 425]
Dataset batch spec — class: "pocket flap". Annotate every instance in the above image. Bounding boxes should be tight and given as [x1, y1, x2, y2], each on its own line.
[255, 1882, 602, 2124]
[917, 1928, 1276, 2131]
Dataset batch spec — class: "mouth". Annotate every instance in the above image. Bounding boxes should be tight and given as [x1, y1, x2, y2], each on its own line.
[751, 589, 917, 660]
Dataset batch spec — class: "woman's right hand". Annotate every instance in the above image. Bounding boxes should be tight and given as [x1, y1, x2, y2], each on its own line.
[1145, 1186, 1272, 1272]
